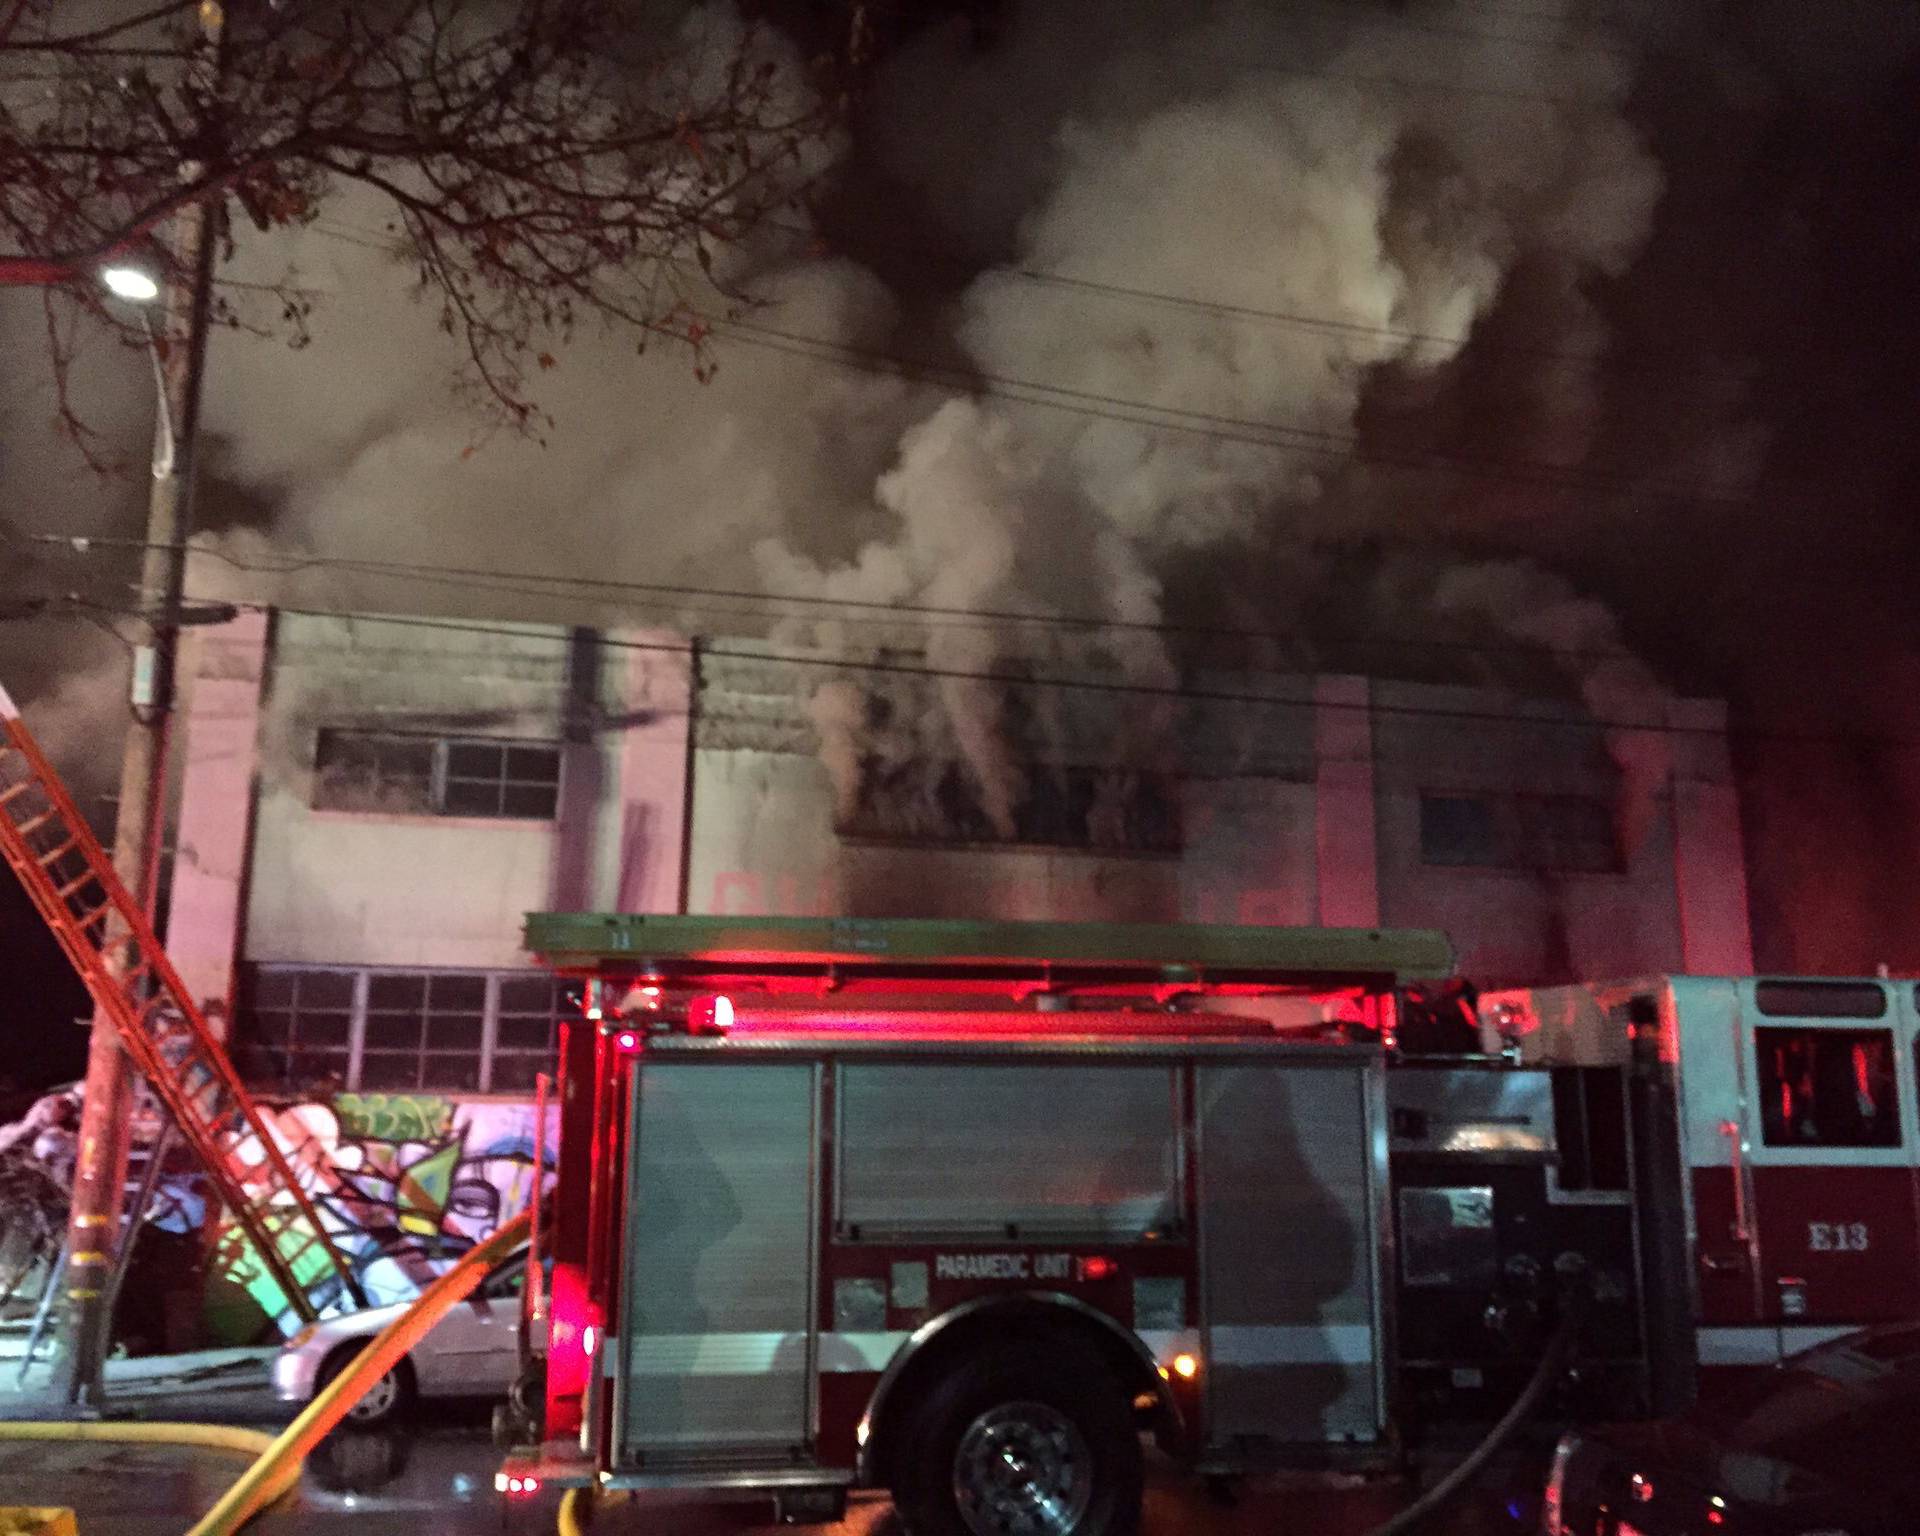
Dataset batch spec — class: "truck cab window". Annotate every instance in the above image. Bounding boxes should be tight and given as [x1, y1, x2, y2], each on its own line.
[1756, 1027, 1900, 1148]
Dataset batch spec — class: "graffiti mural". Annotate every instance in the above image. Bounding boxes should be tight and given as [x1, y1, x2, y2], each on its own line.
[158, 1093, 558, 1342]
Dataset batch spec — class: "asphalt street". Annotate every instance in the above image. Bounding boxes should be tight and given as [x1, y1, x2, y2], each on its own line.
[0, 1388, 1547, 1536]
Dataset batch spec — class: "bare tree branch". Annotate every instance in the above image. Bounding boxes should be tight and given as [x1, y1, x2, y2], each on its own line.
[5, 0, 854, 426]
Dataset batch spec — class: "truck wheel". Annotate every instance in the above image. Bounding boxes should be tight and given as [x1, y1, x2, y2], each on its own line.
[893, 1340, 1142, 1536]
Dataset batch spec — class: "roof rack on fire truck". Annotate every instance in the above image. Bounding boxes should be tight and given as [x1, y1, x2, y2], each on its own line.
[522, 912, 1454, 1000]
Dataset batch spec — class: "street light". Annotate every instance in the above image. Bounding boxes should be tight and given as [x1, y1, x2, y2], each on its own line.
[52, 246, 212, 1406]
[100, 265, 162, 303]
[102, 268, 177, 483]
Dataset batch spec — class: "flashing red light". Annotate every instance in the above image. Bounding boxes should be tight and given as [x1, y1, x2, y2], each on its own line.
[688, 993, 735, 1035]
[1078, 1256, 1118, 1281]
[582, 1324, 598, 1357]
[615, 1030, 640, 1051]
[498, 1475, 541, 1496]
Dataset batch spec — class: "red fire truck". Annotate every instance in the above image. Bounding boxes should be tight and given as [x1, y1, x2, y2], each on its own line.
[1476, 974, 1920, 1390]
[496, 916, 1637, 1535]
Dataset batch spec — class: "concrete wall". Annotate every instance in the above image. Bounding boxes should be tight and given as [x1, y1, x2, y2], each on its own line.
[1372, 679, 1687, 986]
[240, 615, 688, 970]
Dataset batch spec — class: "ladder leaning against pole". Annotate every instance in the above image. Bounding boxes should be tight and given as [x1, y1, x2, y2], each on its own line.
[0, 682, 363, 1326]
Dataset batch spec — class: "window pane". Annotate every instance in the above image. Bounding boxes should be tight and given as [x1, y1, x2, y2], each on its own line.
[420, 1054, 482, 1092]
[240, 1045, 289, 1083]
[446, 742, 505, 779]
[489, 1056, 546, 1093]
[296, 971, 356, 1009]
[288, 1050, 350, 1089]
[367, 974, 426, 1011]
[498, 975, 558, 1013]
[506, 745, 561, 783]
[248, 1009, 294, 1043]
[426, 1016, 482, 1050]
[442, 778, 503, 817]
[496, 1017, 554, 1051]
[358, 1054, 420, 1091]
[252, 971, 296, 1009]
[293, 1012, 352, 1047]
[502, 783, 559, 819]
[363, 1012, 422, 1049]
[428, 975, 487, 1012]
[313, 731, 434, 814]
[1757, 1027, 1900, 1148]
[1420, 795, 1502, 867]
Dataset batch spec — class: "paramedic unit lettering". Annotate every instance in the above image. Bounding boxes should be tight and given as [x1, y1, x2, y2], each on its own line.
[494, 916, 1626, 1536]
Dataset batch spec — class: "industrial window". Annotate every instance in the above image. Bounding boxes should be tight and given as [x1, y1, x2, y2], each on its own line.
[837, 760, 1182, 854]
[1419, 795, 1500, 867]
[237, 966, 570, 1094]
[835, 1063, 1182, 1241]
[1756, 1027, 1900, 1149]
[243, 969, 354, 1089]
[312, 730, 562, 820]
[1418, 792, 1619, 873]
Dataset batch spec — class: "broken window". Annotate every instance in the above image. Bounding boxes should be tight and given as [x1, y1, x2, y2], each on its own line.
[312, 730, 561, 820]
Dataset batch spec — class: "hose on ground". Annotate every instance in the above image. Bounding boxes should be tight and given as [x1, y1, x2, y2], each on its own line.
[184, 1208, 531, 1536]
[1360, 1293, 1587, 1536]
[0, 1421, 300, 1513]
[0, 1209, 529, 1536]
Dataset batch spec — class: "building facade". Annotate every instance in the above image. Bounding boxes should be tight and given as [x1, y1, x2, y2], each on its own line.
[158, 607, 1751, 1336]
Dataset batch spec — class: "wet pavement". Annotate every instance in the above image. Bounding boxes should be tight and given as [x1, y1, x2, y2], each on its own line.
[0, 1392, 1548, 1536]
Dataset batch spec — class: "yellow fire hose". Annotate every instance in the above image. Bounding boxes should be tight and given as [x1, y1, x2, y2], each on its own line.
[0, 1210, 530, 1536]
[0, 1422, 300, 1513]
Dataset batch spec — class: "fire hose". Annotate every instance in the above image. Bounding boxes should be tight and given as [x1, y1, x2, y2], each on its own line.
[0, 1209, 529, 1536]
[1360, 1277, 1590, 1536]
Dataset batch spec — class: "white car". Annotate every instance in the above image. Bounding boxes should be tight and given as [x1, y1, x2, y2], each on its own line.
[271, 1248, 538, 1425]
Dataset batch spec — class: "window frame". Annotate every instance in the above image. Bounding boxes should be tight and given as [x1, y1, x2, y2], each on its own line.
[238, 965, 569, 1095]
[311, 729, 564, 822]
[1742, 1008, 1918, 1170]
[1416, 789, 1622, 874]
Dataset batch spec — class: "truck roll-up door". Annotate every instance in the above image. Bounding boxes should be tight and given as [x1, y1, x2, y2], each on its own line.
[616, 1061, 818, 1464]
[1196, 1060, 1385, 1447]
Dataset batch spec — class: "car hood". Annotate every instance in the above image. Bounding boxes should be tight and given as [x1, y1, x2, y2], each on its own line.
[289, 1302, 415, 1348]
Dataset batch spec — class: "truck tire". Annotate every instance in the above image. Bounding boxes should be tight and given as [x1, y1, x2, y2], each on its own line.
[892, 1338, 1142, 1536]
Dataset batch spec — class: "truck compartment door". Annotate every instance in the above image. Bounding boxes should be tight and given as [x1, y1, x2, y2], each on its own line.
[616, 1061, 818, 1465]
[1196, 1061, 1384, 1447]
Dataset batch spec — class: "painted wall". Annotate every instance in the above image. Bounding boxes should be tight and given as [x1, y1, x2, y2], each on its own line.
[150, 1092, 559, 1341]
[243, 614, 689, 970]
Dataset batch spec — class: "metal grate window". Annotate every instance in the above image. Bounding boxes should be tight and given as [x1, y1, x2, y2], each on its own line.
[238, 966, 571, 1093]
[242, 969, 354, 1089]
[313, 730, 562, 820]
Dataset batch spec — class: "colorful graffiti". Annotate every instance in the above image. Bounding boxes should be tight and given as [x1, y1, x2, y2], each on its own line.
[157, 1093, 557, 1342]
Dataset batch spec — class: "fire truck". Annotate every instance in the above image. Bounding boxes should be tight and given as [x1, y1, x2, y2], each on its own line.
[496, 915, 1648, 1534]
[1475, 973, 1920, 1394]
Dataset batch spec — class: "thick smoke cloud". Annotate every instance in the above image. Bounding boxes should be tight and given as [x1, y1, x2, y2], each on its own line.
[4, 0, 1920, 971]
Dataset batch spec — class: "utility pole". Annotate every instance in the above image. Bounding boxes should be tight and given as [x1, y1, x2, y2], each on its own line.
[50, 1, 225, 1408]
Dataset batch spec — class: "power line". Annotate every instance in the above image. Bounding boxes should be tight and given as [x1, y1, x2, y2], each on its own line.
[44, 590, 1915, 754]
[713, 316, 1763, 509]
[21, 525, 1652, 665]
